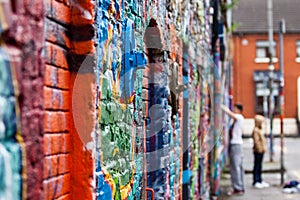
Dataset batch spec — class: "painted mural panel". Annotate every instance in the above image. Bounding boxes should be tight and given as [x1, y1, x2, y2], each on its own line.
[0, 2, 23, 199]
[92, 0, 231, 199]
[95, 0, 147, 199]
[0, 49, 22, 200]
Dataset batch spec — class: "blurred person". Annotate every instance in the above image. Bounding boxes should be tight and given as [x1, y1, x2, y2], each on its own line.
[252, 115, 270, 189]
[222, 103, 245, 196]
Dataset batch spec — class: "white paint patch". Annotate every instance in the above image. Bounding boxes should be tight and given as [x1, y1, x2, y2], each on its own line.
[241, 39, 248, 46]
[0, 144, 12, 200]
[86, 141, 94, 151]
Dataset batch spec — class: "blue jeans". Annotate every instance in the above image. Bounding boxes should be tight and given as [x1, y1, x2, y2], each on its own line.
[253, 152, 264, 184]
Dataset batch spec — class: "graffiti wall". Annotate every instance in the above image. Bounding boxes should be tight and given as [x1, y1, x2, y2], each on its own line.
[0, 45, 23, 200]
[94, 0, 146, 198]
[93, 0, 231, 199]
[0, 0, 232, 199]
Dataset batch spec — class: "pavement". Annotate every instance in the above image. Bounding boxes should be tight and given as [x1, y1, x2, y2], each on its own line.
[218, 137, 300, 200]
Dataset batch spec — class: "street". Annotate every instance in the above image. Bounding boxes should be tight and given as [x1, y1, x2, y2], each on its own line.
[219, 137, 300, 200]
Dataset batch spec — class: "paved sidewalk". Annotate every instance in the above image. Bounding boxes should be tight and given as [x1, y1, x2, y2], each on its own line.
[219, 138, 300, 200]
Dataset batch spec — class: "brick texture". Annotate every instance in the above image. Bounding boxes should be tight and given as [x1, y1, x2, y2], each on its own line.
[43, 1, 72, 200]
[45, 65, 70, 90]
[45, 18, 71, 48]
[44, 111, 71, 133]
[46, 0, 71, 25]
[44, 133, 71, 156]
[45, 42, 69, 70]
[44, 154, 71, 179]
[43, 173, 71, 199]
[44, 86, 70, 110]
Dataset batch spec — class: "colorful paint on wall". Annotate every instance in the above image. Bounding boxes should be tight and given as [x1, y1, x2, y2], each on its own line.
[0, 2, 25, 199]
[95, 0, 147, 199]
[0, 0, 233, 199]
[93, 0, 232, 199]
[0, 48, 23, 200]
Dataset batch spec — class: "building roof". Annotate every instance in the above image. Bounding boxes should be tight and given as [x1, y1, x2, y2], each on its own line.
[232, 0, 300, 34]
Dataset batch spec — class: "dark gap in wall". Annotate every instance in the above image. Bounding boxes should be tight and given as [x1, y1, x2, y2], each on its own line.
[10, 0, 17, 13]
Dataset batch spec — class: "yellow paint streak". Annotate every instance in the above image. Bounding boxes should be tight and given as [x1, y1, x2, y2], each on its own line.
[120, 167, 136, 199]
[103, 169, 116, 199]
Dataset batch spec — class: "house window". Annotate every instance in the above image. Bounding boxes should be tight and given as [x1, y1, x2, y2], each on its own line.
[296, 41, 300, 57]
[296, 41, 300, 63]
[255, 41, 277, 63]
[256, 41, 276, 58]
[254, 70, 280, 115]
[255, 82, 280, 115]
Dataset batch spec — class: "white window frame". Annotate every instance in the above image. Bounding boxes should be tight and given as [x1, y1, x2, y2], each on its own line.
[295, 40, 300, 63]
[255, 40, 278, 63]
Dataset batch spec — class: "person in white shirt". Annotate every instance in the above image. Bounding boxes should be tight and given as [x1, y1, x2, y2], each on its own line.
[222, 103, 245, 196]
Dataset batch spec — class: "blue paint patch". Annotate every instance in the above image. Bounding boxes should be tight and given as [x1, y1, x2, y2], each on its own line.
[182, 170, 192, 184]
[0, 47, 22, 200]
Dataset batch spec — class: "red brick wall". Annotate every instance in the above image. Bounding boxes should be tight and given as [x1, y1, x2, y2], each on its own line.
[43, 0, 95, 198]
[233, 33, 300, 118]
[43, 0, 72, 199]
[282, 34, 300, 118]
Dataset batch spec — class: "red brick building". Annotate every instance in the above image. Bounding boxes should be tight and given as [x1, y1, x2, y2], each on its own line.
[232, 0, 300, 135]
